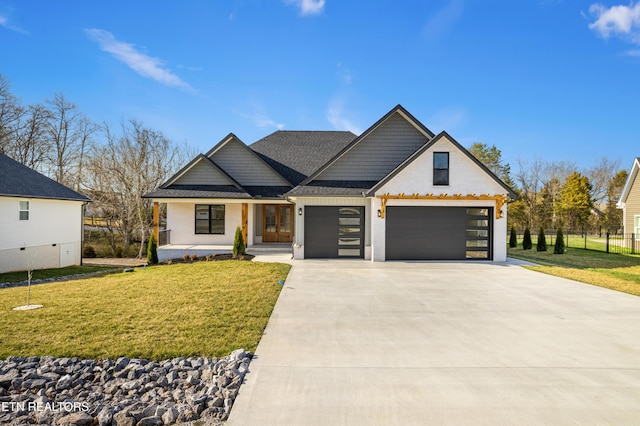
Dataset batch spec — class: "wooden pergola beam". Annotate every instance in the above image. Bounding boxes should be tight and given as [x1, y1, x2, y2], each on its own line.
[376, 193, 510, 219]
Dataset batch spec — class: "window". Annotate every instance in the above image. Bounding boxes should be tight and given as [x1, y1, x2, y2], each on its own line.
[195, 205, 225, 234]
[433, 152, 449, 185]
[19, 201, 29, 221]
[635, 216, 640, 239]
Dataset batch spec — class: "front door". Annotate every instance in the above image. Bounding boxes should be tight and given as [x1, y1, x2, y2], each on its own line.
[263, 204, 293, 242]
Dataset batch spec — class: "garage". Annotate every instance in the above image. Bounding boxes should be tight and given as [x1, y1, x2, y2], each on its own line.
[385, 206, 492, 260]
[304, 206, 364, 258]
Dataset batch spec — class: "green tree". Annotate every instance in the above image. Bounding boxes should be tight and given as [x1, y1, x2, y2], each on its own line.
[604, 169, 628, 233]
[536, 227, 547, 252]
[233, 226, 246, 257]
[523, 228, 532, 250]
[509, 226, 517, 248]
[468, 142, 514, 188]
[147, 232, 158, 265]
[554, 228, 565, 254]
[556, 172, 593, 230]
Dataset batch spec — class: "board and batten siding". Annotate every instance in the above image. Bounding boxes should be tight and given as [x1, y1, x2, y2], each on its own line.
[208, 140, 289, 186]
[173, 159, 233, 186]
[624, 173, 640, 236]
[315, 112, 430, 181]
[0, 196, 83, 273]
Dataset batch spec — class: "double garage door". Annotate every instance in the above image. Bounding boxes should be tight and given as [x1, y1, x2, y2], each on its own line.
[304, 205, 492, 260]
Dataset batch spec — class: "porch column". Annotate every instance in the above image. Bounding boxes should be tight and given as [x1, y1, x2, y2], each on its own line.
[153, 202, 159, 242]
[241, 203, 248, 244]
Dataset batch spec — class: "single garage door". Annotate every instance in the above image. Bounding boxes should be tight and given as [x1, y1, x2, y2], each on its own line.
[385, 207, 492, 260]
[304, 206, 364, 258]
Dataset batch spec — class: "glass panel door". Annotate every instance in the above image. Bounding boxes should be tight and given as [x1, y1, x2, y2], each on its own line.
[263, 205, 277, 242]
[278, 205, 292, 242]
[263, 205, 293, 243]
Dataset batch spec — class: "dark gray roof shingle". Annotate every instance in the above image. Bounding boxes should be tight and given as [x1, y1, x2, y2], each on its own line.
[286, 180, 378, 196]
[249, 131, 357, 185]
[143, 185, 251, 199]
[0, 153, 90, 201]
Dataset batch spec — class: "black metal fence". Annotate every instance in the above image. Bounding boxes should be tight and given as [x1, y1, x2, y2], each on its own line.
[159, 229, 171, 247]
[514, 230, 639, 256]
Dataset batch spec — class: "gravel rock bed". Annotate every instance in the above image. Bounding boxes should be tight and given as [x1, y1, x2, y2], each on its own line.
[0, 349, 250, 425]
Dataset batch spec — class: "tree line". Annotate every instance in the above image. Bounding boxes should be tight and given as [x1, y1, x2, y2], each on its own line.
[469, 143, 628, 235]
[0, 74, 193, 257]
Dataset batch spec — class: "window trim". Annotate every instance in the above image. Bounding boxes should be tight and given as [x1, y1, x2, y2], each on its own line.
[19, 201, 29, 221]
[195, 204, 225, 235]
[635, 215, 640, 240]
[433, 152, 449, 186]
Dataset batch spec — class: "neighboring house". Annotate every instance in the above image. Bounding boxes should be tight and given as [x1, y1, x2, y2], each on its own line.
[0, 153, 90, 273]
[617, 157, 640, 249]
[144, 105, 516, 262]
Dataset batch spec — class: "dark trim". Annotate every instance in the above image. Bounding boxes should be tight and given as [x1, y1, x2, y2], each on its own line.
[194, 204, 226, 235]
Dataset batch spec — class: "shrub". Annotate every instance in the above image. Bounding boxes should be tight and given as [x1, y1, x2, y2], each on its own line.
[183, 254, 190, 262]
[554, 228, 565, 254]
[83, 245, 97, 258]
[522, 228, 532, 250]
[115, 246, 124, 258]
[509, 227, 517, 248]
[233, 226, 246, 257]
[190, 254, 198, 262]
[536, 227, 547, 252]
[147, 233, 158, 265]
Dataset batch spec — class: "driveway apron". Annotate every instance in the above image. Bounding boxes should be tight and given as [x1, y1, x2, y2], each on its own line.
[227, 260, 640, 425]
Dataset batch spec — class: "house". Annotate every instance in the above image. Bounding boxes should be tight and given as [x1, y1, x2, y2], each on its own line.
[617, 157, 640, 250]
[0, 153, 90, 273]
[144, 105, 516, 262]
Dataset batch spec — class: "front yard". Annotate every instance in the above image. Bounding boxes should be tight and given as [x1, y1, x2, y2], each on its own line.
[508, 246, 640, 297]
[0, 261, 290, 360]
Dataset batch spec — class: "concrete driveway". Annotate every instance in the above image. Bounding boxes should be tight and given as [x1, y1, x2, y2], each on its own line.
[227, 260, 640, 425]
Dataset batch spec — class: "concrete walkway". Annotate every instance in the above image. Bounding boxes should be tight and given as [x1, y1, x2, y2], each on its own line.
[227, 260, 640, 425]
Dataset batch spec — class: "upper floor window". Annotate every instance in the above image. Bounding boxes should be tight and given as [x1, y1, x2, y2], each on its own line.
[433, 152, 449, 185]
[195, 204, 225, 234]
[19, 201, 29, 220]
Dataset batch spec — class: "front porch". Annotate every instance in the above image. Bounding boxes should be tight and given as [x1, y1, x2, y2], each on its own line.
[157, 243, 293, 262]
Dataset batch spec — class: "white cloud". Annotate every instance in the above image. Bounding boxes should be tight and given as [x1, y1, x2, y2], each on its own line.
[423, 0, 464, 41]
[85, 28, 192, 90]
[241, 103, 285, 130]
[286, 0, 325, 16]
[327, 99, 362, 134]
[0, 13, 28, 34]
[588, 2, 640, 44]
[336, 62, 353, 85]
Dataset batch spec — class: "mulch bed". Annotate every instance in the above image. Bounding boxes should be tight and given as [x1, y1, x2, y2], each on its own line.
[163, 253, 255, 264]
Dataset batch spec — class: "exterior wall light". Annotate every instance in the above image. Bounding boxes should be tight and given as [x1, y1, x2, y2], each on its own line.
[298, 207, 303, 216]
[377, 209, 382, 218]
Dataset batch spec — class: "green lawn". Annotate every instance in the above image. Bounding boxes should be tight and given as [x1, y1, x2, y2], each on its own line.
[508, 246, 640, 297]
[0, 265, 120, 284]
[0, 261, 290, 360]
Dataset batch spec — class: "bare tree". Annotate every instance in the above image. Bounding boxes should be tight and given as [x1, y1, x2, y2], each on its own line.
[586, 157, 620, 205]
[11, 104, 52, 171]
[45, 93, 95, 188]
[86, 119, 188, 258]
[0, 74, 24, 154]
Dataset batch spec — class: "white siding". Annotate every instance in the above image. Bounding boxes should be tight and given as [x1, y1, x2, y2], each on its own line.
[373, 135, 510, 262]
[167, 202, 242, 245]
[0, 196, 84, 273]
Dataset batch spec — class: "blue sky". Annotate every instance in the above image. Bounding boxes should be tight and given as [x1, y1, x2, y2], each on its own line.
[1, 0, 639, 171]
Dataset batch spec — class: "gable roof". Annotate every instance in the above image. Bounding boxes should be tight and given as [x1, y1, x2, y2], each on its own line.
[618, 157, 640, 205]
[249, 131, 357, 185]
[366, 131, 517, 198]
[293, 105, 434, 190]
[205, 133, 292, 187]
[0, 153, 90, 202]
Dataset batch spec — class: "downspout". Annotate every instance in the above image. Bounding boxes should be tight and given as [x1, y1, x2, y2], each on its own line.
[81, 201, 88, 266]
